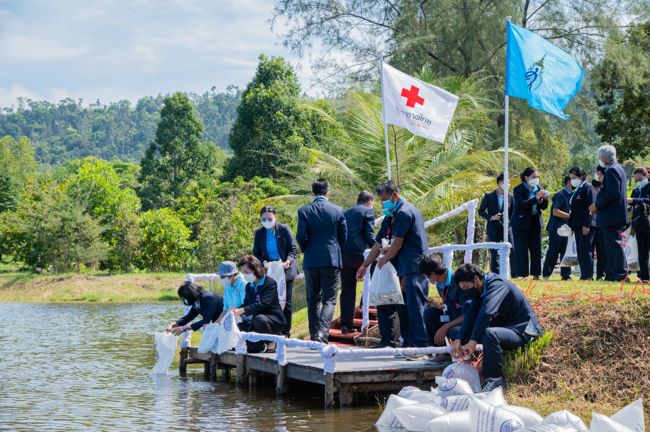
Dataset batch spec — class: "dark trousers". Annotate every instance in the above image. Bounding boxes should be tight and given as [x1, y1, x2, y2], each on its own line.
[637, 231, 650, 281]
[282, 279, 294, 336]
[340, 254, 364, 328]
[304, 267, 340, 342]
[423, 307, 460, 346]
[542, 230, 571, 279]
[513, 219, 542, 277]
[377, 303, 409, 346]
[576, 229, 595, 280]
[487, 230, 516, 277]
[403, 272, 430, 347]
[592, 228, 606, 279]
[600, 227, 628, 281]
[238, 314, 284, 353]
[481, 327, 528, 379]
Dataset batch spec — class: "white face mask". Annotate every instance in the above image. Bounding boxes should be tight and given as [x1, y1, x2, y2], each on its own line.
[261, 220, 274, 229]
[242, 273, 256, 284]
[598, 159, 607, 168]
[637, 178, 649, 188]
[527, 178, 540, 188]
[221, 277, 232, 288]
[570, 178, 582, 188]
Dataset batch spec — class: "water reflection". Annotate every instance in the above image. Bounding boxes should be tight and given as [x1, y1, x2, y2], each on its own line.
[0, 303, 379, 431]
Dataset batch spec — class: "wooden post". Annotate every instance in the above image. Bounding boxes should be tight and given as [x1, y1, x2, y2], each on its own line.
[203, 361, 210, 380]
[276, 364, 287, 395]
[209, 354, 218, 382]
[179, 347, 189, 378]
[339, 386, 354, 407]
[248, 369, 258, 387]
[324, 373, 335, 408]
[224, 365, 231, 381]
[236, 355, 247, 385]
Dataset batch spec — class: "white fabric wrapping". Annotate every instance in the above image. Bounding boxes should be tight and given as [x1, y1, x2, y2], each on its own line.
[267, 261, 287, 310]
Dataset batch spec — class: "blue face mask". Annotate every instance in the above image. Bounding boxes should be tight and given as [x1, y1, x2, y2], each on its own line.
[382, 199, 394, 217]
[435, 270, 452, 290]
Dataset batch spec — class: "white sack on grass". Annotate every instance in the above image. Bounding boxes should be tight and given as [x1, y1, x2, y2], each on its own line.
[398, 386, 422, 398]
[525, 425, 581, 432]
[267, 261, 287, 310]
[543, 411, 589, 432]
[427, 411, 473, 432]
[442, 363, 481, 393]
[152, 332, 178, 375]
[435, 376, 474, 397]
[197, 322, 220, 353]
[216, 311, 241, 354]
[610, 399, 644, 432]
[375, 394, 418, 428]
[502, 405, 544, 428]
[369, 261, 404, 306]
[561, 234, 579, 267]
[590, 414, 635, 432]
[407, 391, 445, 405]
[443, 387, 508, 412]
[468, 396, 526, 432]
[393, 403, 446, 432]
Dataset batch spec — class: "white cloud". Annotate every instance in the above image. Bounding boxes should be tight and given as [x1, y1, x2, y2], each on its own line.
[0, 85, 42, 107]
[0, 35, 90, 63]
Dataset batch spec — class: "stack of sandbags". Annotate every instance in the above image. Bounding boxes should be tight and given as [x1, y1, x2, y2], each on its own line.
[375, 377, 645, 432]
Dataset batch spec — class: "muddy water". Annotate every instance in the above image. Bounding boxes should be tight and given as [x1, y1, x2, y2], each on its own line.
[0, 303, 380, 431]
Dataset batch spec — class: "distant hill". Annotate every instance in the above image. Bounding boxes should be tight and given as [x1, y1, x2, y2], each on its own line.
[0, 86, 241, 165]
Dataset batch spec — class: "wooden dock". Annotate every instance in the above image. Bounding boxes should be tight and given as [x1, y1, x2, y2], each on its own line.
[179, 346, 449, 407]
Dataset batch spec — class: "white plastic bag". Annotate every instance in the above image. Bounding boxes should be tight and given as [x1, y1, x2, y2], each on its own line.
[543, 410, 589, 432]
[443, 387, 508, 412]
[267, 261, 287, 310]
[398, 386, 421, 398]
[427, 411, 473, 432]
[590, 399, 645, 432]
[375, 394, 418, 428]
[197, 322, 220, 354]
[558, 224, 573, 237]
[502, 405, 543, 427]
[152, 332, 178, 375]
[624, 230, 640, 272]
[435, 376, 474, 397]
[468, 395, 525, 432]
[393, 403, 446, 431]
[525, 425, 579, 432]
[442, 363, 481, 393]
[561, 234, 579, 267]
[369, 261, 404, 306]
[590, 413, 635, 432]
[216, 311, 241, 354]
[406, 390, 445, 405]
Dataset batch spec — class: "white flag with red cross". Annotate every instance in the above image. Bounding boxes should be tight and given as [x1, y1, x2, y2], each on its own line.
[381, 62, 459, 143]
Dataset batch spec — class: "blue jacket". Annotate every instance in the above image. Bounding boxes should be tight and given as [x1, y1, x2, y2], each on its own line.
[341, 204, 376, 256]
[478, 190, 513, 238]
[569, 182, 596, 229]
[595, 161, 628, 228]
[546, 188, 571, 233]
[630, 183, 650, 206]
[459, 273, 543, 343]
[511, 183, 549, 230]
[253, 222, 299, 280]
[176, 292, 224, 331]
[297, 197, 347, 269]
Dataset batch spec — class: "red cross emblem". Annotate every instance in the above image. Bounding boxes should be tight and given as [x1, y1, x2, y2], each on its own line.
[401, 85, 425, 108]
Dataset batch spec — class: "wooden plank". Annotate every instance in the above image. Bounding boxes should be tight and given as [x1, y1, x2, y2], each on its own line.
[338, 385, 354, 407]
[276, 364, 287, 395]
[245, 355, 279, 376]
[236, 355, 247, 385]
[324, 373, 335, 408]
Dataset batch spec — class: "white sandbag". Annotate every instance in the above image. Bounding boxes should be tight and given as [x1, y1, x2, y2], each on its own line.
[369, 261, 404, 306]
[375, 394, 418, 428]
[435, 376, 474, 397]
[393, 403, 446, 431]
[502, 405, 544, 427]
[524, 425, 579, 432]
[443, 363, 481, 393]
[427, 411, 473, 432]
[543, 411, 589, 432]
[216, 311, 241, 354]
[398, 386, 422, 398]
[610, 399, 645, 432]
[197, 322, 220, 353]
[624, 230, 640, 272]
[407, 390, 445, 405]
[561, 234, 579, 267]
[152, 332, 178, 375]
[590, 413, 635, 432]
[444, 387, 508, 412]
[267, 261, 287, 310]
[469, 395, 526, 432]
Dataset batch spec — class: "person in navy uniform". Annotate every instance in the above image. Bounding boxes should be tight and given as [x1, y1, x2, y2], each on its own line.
[589, 145, 628, 281]
[339, 191, 376, 334]
[542, 176, 573, 280]
[253, 205, 299, 336]
[166, 282, 224, 336]
[591, 166, 607, 280]
[296, 179, 347, 343]
[357, 180, 429, 353]
[568, 167, 597, 280]
[511, 167, 549, 279]
[451, 263, 543, 392]
[628, 167, 650, 282]
[478, 173, 515, 276]
[231, 255, 286, 353]
[419, 254, 477, 363]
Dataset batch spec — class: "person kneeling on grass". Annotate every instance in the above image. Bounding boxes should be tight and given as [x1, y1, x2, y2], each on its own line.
[166, 282, 225, 339]
[230, 255, 286, 353]
[451, 263, 543, 392]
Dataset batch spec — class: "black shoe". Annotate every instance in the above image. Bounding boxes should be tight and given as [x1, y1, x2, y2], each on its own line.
[371, 341, 391, 349]
[481, 377, 507, 392]
[340, 325, 352, 335]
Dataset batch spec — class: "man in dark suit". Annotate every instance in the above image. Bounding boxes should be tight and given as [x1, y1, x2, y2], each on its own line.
[253, 206, 299, 336]
[339, 191, 375, 334]
[589, 145, 628, 281]
[568, 167, 597, 280]
[478, 173, 515, 276]
[629, 167, 650, 282]
[297, 179, 347, 342]
[542, 176, 573, 280]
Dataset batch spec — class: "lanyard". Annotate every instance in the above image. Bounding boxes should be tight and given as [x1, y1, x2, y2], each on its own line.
[569, 181, 585, 206]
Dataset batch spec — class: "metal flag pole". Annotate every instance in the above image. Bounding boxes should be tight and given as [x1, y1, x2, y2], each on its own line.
[502, 16, 512, 278]
[378, 57, 392, 180]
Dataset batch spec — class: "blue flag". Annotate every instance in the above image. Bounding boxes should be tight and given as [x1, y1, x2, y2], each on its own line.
[506, 21, 584, 120]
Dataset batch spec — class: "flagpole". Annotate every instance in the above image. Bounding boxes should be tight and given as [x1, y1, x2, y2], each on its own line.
[503, 16, 511, 278]
[378, 57, 392, 180]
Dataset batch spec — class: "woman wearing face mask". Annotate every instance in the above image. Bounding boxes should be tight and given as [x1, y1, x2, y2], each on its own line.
[165, 281, 225, 336]
[627, 167, 650, 282]
[215, 261, 247, 321]
[511, 167, 549, 279]
[253, 206, 299, 336]
[568, 167, 597, 280]
[231, 255, 286, 353]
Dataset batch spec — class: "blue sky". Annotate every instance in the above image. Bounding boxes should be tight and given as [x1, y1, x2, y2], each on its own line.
[0, 0, 314, 107]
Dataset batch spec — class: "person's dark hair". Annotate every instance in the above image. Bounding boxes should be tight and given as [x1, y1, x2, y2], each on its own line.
[633, 167, 648, 177]
[596, 164, 606, 174]
[453, 263, 485, 284]
[357, 191, 374, 205]
[569, 167, 586, 179]
[563, 176, 571, 186]
[178, 281, 205, 306]
[238, 255, 266, 279]
[375, 180, 399, 197]
[312, 179, 330, 196]
[519, 167, 537, 182]
[496, 173, 504, 184]
[418, 254, 447, 276]
[259, 205, 277, 216]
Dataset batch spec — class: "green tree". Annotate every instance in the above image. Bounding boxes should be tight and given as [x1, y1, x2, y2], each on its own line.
[0, 135, 37, 188]
[0, 173, 18, 212]
[138, 93, 220, 209]
[140, 208, 193, 271]
[224, 55, 309, 181]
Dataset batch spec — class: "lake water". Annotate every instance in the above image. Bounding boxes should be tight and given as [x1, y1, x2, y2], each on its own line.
[0, 303, 380, 431]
